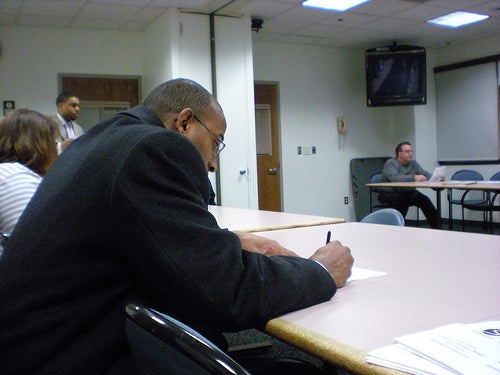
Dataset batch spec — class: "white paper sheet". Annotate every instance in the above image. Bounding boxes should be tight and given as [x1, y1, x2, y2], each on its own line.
[429, 166, 447, 182]
[367, 321, 500, 375]
[347, 267, 387, 282]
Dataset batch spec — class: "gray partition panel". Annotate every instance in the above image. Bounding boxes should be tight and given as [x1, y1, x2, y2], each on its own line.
[350, 157, 390, 221]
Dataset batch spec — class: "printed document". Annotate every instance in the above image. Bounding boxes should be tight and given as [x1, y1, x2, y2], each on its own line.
[367, 321, 500, 375]
[428, 166, 446, 182]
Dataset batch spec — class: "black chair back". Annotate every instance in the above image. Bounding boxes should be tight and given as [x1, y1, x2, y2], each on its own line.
[125, 304, 250, 375]
[0, 232, 9, 259]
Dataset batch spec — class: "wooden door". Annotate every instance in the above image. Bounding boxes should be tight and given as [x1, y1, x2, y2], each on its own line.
[59, 75, 140, 131]
[60, 75, 140, 106]
[255, 83, 282, 212]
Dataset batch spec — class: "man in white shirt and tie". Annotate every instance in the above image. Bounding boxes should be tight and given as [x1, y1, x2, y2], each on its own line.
[54, 92, 85, 152]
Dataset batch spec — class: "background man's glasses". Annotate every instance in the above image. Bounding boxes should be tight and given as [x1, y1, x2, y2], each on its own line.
[193, 114, 226, 157]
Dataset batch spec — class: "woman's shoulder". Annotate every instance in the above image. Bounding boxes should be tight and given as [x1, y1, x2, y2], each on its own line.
[0, 162, 42, 182]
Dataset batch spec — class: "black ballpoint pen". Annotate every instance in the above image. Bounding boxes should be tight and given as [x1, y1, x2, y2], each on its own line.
[325, 230, 331, 245]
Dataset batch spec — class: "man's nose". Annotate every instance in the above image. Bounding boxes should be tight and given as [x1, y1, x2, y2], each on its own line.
[208, 158, 217, 173]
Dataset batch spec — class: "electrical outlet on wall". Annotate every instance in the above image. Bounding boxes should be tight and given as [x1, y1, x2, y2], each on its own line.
[344, 196, 348, 205]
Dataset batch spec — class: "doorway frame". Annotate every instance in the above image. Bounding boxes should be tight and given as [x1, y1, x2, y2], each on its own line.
[254, 80, 284, 212]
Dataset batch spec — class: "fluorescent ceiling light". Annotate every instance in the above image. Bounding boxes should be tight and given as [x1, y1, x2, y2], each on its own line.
[427, 11, 489, 28]
[302, 0, 370, 12]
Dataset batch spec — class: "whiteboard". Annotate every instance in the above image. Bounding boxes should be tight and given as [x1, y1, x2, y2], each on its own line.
[435, 61, 499, 161]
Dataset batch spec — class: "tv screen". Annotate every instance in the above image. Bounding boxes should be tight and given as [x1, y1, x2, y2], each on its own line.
[366, 45, 426, 107]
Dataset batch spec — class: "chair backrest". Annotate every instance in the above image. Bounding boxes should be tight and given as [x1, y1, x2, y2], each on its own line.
[370, 173, 387, 196]
[370, 173, 383, 183]
[125, 304, 250, 375]
[360, 208, 405, 226]
[490, 172, 500, 181]
[451, 169, 484, 181]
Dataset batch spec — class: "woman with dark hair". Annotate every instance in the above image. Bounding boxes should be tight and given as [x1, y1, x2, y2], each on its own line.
[0, 108, 59, 241]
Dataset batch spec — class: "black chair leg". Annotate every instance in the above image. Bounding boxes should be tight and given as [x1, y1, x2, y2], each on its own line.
[448, 202, 453, 230]
[461, 206, 466, 231]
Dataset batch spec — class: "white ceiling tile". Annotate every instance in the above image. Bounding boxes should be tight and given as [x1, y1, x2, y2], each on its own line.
[78, 3, 142, 19]
[238, 1, 295, 18]
[0, 14, 16, 24]
[271, 3, 339, 22]
[148, 0, 211, 8]
[251, 30, 284, 42]
[120, 20, 150, 31]
[20, 0, 82, 17]
[130, 7, 167, 22]
[394, 4, 458, 21]
[297, 23, 349, 37]
[428, 0, 492, 10]
[360, 16, 419, 32]
[16, 14, 71, 27]
[319, 11, 379, 27]
[467, 1, 500, 14]
[274, 33, 321, 44]
[88, 0, 150, 5]
[0, 0, 497, 49]
[72, 17, 125, 29]
[0, 0, 23, 15]
[350, 0, 418, 16]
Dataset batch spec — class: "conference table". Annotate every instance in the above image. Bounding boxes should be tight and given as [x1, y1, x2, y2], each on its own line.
[256, 223, 500, 374]
[366, 180, 500, 228]
[208, 205, 344, 232]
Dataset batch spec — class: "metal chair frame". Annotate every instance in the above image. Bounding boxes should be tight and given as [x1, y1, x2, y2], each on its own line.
[447, 169, 487, 231]
[125, 304, 250, 375]
[460, 171, 500, 233]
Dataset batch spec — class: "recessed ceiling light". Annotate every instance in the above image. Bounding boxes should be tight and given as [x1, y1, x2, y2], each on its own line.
[427, 11, 489, 28]
[302, 0, 370, 12]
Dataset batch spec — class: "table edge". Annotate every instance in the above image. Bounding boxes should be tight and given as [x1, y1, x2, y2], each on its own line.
[265, 318, 405, 375]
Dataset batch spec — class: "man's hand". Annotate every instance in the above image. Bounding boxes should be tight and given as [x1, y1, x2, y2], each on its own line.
[60, 138, 73, 151]
[415, 174, 427, 182]
[309, 240, 354, 288]
[234, 231, 298, 257]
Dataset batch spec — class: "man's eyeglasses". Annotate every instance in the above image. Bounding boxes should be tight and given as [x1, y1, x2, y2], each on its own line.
[193, 114, 226, 157]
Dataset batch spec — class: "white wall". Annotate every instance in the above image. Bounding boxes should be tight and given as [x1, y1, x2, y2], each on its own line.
[0, 26, 142, 115]
[1, 22, 497, 223]
[252, 42, 395, 220]
[253, 38, 499, 222]
[215, 15, 259, 209]
[0, 15, 256, 209]
[141, 10, 175, 96]
[141, 12, 257, 208]
[433, 38, 500, 221]
[435, 35, 500, 66]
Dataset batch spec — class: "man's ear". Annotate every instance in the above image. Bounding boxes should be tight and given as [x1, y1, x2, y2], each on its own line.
[175, 108, 194, 134]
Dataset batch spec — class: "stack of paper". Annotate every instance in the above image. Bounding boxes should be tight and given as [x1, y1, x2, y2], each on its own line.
[445, 181, 477, 185]
[429, 166, 446, 182]
[366, 321, 500, 375]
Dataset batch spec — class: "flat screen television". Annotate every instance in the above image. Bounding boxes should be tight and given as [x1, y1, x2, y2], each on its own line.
[366, 45, 427, 107]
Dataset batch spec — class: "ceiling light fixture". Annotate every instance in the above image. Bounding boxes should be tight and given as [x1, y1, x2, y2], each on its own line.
[302, 0, 370, 12]
[427, 11, 489, 28]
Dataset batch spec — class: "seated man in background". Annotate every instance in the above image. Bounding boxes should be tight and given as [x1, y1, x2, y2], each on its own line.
[0, 78, 354, 374]
[53, 91, 85, 151]
[379, 141, 439, 228]
[0, 109, 59, 257]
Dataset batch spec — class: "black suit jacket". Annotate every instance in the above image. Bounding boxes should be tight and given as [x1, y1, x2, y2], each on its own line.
[0, 106, 336, 374]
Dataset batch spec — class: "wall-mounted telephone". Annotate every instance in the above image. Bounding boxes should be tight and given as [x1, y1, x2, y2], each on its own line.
[337, 117, 346, 133]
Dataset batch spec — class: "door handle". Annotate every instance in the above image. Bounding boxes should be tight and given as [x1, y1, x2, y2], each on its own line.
[268, 168, 277, 175]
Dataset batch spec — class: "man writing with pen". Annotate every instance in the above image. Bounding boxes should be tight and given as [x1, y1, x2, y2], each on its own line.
[0, 78, 353, 375]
